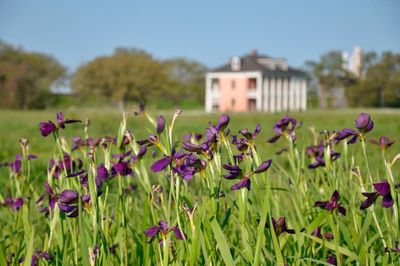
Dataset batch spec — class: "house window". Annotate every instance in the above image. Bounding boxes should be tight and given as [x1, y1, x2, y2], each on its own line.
[248, 99, 256, 112]
[231, 99, 236, 108]
[211, 79, 219, 92]
[248, 78, 256, 90]
[231, 80, 236, 89]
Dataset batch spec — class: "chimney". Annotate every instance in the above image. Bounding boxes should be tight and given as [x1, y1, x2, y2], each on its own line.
[251, 49, 257, 56]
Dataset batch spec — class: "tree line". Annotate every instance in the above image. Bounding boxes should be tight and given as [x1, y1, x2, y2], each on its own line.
[1, 40, 399, 109]
[0, 42, 207, 109]
[305, 50, 400, 108]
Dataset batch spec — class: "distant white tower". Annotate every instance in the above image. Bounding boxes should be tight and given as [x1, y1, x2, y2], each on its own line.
[349, 47, 362, 77]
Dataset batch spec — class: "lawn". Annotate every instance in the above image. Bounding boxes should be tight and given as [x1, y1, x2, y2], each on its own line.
[0, 107, 399, 265]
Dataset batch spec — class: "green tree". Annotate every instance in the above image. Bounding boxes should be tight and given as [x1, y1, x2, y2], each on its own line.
[305, 51, 354, 108]
[71, 48, 170, 109]
[0, 41, 66, 109]
[346, 52, 400, 107]
[163, 58, 207, 105]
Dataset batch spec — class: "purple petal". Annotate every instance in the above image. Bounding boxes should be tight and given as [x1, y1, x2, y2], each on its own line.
[253, 124, 262, 138]
[59, 190, 78, 204]
[151, 157, 172, 172]
[57, 112, 64, 124]
[157, 115, 166, 134]
[144, 225, 158, 237]
[173, 226, 185, 240]
[231, 177, 251, 191]
[373, 180, 391, 196]
[254, 159, 272, 174]
[13, 198, 24, 210]
[267, 135, 280, 143]
[382, 193, 394, 208]
[217, 114, 230, 131]
[39, 121, 56, 137]
[355, 113, 371, 131]
[360, 192, 379, 210]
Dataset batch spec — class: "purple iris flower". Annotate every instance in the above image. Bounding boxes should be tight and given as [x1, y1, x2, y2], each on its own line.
[223, 159, 272, 191]
[71, 136, 101, 151]
[49, 153, 83, 179]
[267, 115, 299, 143]
[58, 189, 79, 218]
[30, 250, 53, 266]
[271, 217, 295, 237]
[2, 197, 24, 210]
[360, 180, 394, 210]
[144, 221, 185, 243]
[217, 114, 230, 131]
[131, 145, 147, 162]
[312, 227, 334, 240]
[39, 112, 81, 137]
[335, 113, 374, 144]
[36, 182, 58, 212]
[327, 254, 337, 265]
[182, 142, 209, 153]
[306, 142, 340, 169]
[385, 241, 400, 253]
[151, 151, 185, 173]
[136, 134, 159, 147]
[370, 136, 395, 151]
[315, 190, 346, 216]
[157, 115, 166, 134]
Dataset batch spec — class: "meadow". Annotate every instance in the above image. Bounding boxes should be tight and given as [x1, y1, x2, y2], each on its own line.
[0, 107, 399, 265]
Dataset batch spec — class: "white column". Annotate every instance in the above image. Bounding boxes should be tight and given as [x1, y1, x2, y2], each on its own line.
[256, 73, 263, 111]
[295, 79, 301, 111]
[205, 74, 212, 112]
[276, 77, 282, 112]
[289, 78, 295, 111]
[301, 79, 307, 111]
[282, 78, 288, 111]
[269, 77, 276, 113]
[263, 77, 270, 112]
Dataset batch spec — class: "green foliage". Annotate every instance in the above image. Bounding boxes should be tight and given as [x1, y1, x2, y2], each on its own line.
[71, 49, 207, 109]
[0, 109, 400, 264]
[346, 52, 400, 107]
[0, 41, 66, 109]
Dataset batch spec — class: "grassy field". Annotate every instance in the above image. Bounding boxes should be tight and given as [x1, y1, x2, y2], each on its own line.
[0, 108, 400, 265]
[1, 108, 399, 172]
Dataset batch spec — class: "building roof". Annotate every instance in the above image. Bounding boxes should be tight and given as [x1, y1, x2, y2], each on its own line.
[211, 51, 306, 77]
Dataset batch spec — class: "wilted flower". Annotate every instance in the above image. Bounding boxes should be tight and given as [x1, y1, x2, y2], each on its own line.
[268, 115, 300, 143]
[314, 190, 346, 216]
[360, 180, 394, 210]
[39, 112, 81, 137]
[335, 113, 374, 144]
[369, 136, 395, 151]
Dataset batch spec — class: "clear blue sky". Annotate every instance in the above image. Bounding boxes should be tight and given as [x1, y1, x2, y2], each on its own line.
[1, 1, 399, 72]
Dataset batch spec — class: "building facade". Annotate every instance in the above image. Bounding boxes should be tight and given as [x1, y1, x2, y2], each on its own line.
[205, 51, 307, 112]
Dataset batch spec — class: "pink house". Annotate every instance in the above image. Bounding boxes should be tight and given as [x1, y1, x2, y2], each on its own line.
[205, 50, 307, 112]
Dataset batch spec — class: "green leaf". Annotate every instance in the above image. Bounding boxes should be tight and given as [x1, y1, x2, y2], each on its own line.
[210, 218, 235, 266]
[24, 229, 35, 266]
[303, 233, 358, 262]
